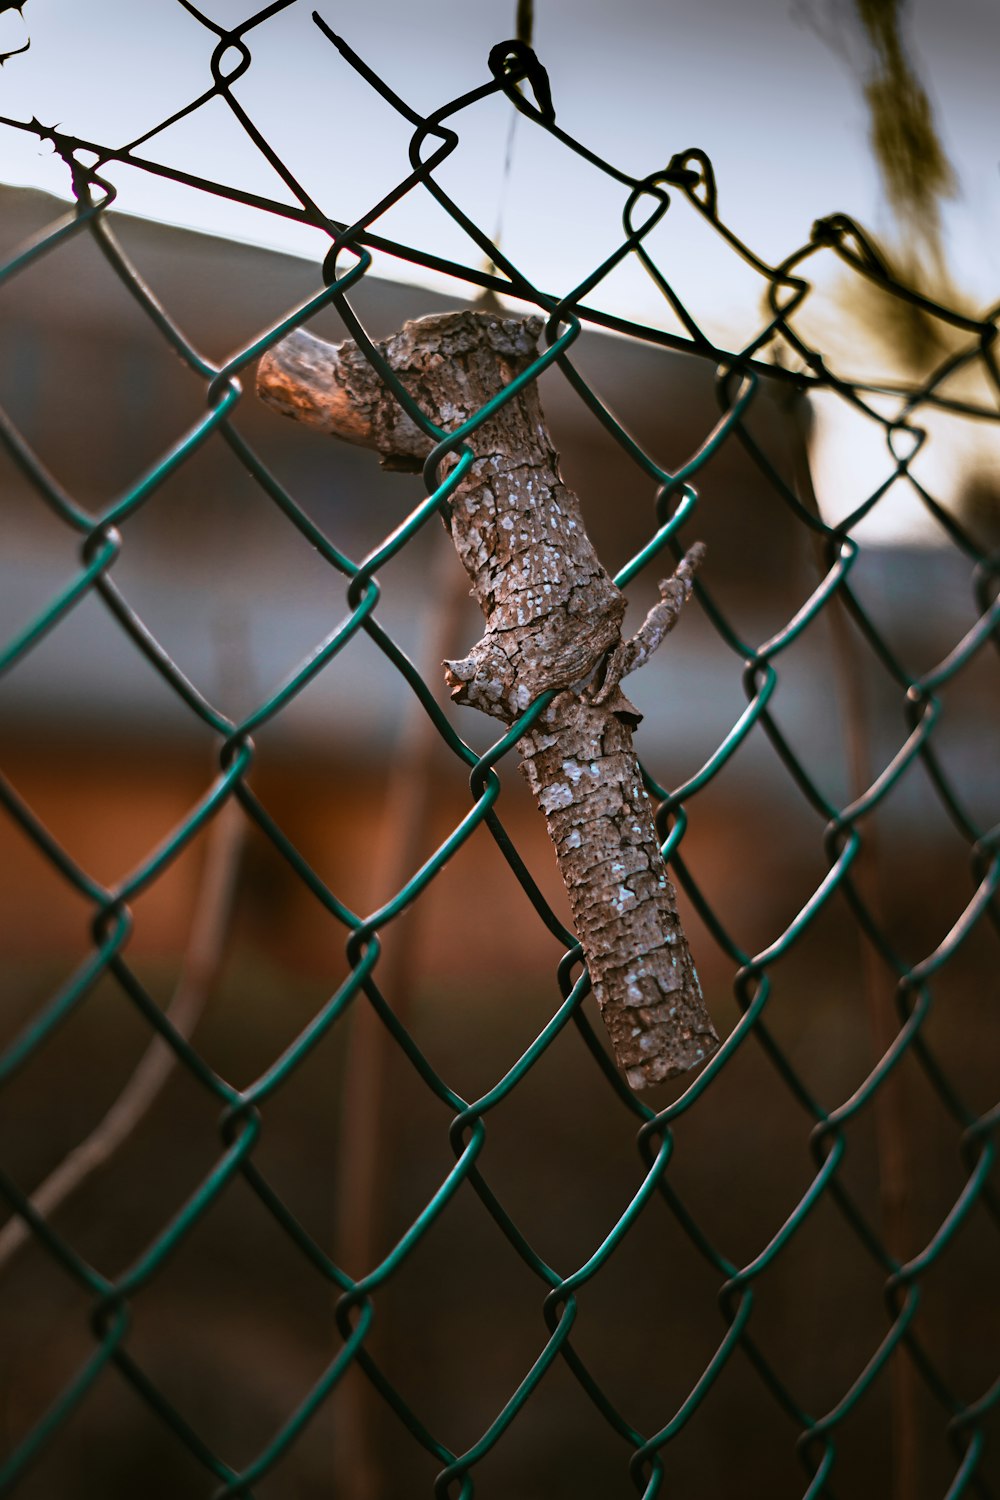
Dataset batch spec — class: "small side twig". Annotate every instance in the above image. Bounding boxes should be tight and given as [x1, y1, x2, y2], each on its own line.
[593, 542, 706, 700]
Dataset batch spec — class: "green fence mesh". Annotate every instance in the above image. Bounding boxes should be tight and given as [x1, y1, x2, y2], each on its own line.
[0, 6, 998, 1498]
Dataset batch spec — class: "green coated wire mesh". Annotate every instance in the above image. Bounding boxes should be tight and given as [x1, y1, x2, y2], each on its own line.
[0, 6, 998, 1499]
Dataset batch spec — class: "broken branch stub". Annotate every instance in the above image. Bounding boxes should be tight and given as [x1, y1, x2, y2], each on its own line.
[257, 311, 719, 1088]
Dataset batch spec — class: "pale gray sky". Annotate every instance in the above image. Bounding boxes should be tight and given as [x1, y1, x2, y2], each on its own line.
[0, 0, 997, 348]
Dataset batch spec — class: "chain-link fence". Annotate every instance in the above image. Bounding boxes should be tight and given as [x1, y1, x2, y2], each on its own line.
[0, 5, 998, 1498]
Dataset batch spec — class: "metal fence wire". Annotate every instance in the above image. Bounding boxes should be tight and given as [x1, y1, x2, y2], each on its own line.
[0, 5, 999, 1498]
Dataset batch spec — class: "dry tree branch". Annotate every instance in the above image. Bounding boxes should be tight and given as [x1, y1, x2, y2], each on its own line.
[258, 310, 718, 1088]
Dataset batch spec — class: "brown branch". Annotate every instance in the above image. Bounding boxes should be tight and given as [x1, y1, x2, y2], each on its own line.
[0, 795, 245, 1273]
[258, 311, 718, 1088]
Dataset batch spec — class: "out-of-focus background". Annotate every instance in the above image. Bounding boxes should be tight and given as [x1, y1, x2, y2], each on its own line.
[0, 2, 998, 1497]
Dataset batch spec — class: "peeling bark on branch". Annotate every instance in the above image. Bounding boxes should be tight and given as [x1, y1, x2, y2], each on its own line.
[257, 311, 718, 1087]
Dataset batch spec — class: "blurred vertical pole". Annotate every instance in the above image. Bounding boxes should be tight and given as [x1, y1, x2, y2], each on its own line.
[793, 11, 961, 1484]
[331, 543, 469, 1500]
[782, 387, 918, 1500]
